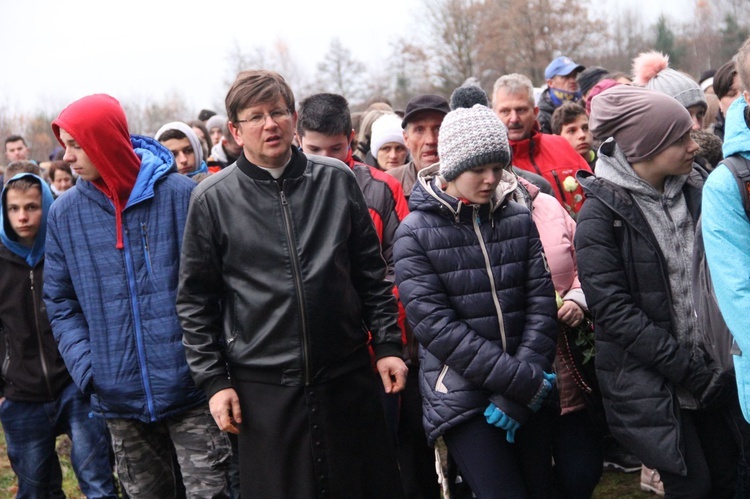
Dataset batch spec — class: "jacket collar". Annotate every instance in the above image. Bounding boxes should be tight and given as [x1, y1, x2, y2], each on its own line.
[236, 146, 306, 183]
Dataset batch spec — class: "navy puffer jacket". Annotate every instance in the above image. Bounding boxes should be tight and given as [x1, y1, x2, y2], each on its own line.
[394, 165, 558, 445]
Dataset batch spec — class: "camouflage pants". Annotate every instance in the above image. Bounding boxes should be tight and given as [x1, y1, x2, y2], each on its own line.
[107, 405, 231, 499]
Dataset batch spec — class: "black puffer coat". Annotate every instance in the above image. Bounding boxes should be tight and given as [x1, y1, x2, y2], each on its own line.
[394, 165, 557, 445]
[574, 166, 705, 475]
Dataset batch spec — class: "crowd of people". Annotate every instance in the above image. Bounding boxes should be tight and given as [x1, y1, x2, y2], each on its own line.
[2, 36, 750, 499]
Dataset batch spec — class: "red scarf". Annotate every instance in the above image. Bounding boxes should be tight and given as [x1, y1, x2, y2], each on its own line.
[52, 94, 140, 249]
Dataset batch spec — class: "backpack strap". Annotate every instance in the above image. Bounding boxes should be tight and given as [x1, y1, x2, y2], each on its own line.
[720, 155, 750, 221]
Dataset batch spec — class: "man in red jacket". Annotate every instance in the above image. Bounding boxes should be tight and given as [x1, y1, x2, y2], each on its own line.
[492, 73, 592, 218]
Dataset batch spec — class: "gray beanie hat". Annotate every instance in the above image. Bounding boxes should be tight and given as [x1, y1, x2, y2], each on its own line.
[206, 114, 227, 132]
[438, 104, 512, 181]
[632, 51, 707, 111]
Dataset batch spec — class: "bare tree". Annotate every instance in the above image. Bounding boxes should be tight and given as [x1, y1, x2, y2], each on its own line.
[25, 112, 58, 163]
[122, 91, 193, 136]
[384, 38, 434, 109]
[314, 37, 367, 102]
[225, 38, 311, 99]
[595, 6, 648, 75]
[477, 0, 604, 85]
[422, 0, 482, 95]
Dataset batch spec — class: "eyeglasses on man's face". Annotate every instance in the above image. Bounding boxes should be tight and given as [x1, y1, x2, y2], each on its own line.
[236, 109, 291, 128]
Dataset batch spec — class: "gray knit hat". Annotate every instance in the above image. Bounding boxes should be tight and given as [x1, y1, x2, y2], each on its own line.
[632, 51, 707, 111]
[438, 104, 512, 181]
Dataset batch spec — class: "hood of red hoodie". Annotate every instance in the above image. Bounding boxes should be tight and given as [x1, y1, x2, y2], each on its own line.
[52, 94, 141, 249]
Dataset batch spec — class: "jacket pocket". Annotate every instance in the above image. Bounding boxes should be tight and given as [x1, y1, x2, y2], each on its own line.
[226, 294, 241, 352]
[140, 223, 153, 275]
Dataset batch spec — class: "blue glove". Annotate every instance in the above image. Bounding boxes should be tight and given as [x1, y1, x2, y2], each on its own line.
[527, 371, 556, 412]
[483, 403, 521, 443]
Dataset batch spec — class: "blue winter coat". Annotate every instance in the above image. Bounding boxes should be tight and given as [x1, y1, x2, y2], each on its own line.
[704, 96, 750, 423]
[394, 166, 558, 445]
[43, 135, 205, 422]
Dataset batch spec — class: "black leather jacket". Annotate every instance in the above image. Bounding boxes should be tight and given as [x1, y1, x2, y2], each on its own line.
[177, 148, 402, 399]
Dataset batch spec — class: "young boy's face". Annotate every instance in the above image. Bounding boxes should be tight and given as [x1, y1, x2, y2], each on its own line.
[298, 131, 351, 164]
[560, 114, 593, 158]
[161, 137, 197, 175]
[59, 128, 101, 182]
[6, 186, 42, 247]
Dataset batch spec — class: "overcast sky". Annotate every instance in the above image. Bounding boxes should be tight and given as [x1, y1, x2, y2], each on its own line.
[0, 0, 692, 116]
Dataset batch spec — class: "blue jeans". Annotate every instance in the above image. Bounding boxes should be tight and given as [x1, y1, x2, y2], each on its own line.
[0, 382, 117, 499]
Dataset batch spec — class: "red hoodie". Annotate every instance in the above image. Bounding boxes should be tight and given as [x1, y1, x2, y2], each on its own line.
[52, 94, 140, 249]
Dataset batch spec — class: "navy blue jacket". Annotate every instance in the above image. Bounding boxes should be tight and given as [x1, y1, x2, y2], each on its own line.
[44, 136, 205, 422]
[394, 166, 557, 445]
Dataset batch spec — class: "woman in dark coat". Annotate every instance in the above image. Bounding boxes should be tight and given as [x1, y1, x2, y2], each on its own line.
[394, 104, 558, 498]
[575, 85, 737, 498]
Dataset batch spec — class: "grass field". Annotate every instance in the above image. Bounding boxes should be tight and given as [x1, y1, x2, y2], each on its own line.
[0, 427, 650, 498]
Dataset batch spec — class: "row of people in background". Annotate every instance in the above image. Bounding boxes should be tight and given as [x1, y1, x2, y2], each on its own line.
[2, 39, 750, 499]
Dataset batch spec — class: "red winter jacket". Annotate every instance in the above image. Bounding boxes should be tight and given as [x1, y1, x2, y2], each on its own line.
[511, 130, 592, 217]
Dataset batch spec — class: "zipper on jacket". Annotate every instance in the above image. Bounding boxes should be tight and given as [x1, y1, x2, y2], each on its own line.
[30, 270, 54, 398]
[660, 198, 696, 353]
[550, 170, 569, 207]
[471, 206, 508, 351]
[122, 228, 157, 421]
[1, 334, 10, 379]
[279, 188, 312, 385]
[140, 223, 153, 275]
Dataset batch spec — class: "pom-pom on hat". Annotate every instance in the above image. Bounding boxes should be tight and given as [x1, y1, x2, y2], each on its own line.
[438, 104, 512, 181]
[450, 84, 489, 110]
[370, 114, 406, 159]
[632, 51, 707, 111]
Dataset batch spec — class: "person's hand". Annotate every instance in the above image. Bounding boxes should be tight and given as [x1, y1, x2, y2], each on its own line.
[528, 371, 556, 412]
[209, 388, 242, 434]
[558, 300, 584, 327]
[682, 355, 715, 399]
[376, 356, 408, 394]
[484, 403, 521, 443]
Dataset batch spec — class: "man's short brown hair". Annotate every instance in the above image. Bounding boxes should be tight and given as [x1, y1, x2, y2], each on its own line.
[4, 161, 41, 185]
[225, 70, 295, 124]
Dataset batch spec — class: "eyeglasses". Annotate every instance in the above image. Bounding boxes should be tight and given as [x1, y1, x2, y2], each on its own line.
[236, 109, 291, 127]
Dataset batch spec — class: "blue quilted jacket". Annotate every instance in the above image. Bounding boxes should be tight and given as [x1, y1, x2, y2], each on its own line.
[43, 135, 205, 422]
[394, 165, 558, 445]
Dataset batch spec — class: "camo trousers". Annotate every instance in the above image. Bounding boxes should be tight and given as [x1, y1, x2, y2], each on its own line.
[107, 405, 231, 499]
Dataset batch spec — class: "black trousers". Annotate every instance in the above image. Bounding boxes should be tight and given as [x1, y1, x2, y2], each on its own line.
[659, 403, 739, 499]
[443, 409, 555, 499]
[233, 366, 405, 499]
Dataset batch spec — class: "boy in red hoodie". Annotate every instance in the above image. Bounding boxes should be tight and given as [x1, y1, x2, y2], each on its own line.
[44, 94, 231, 497]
